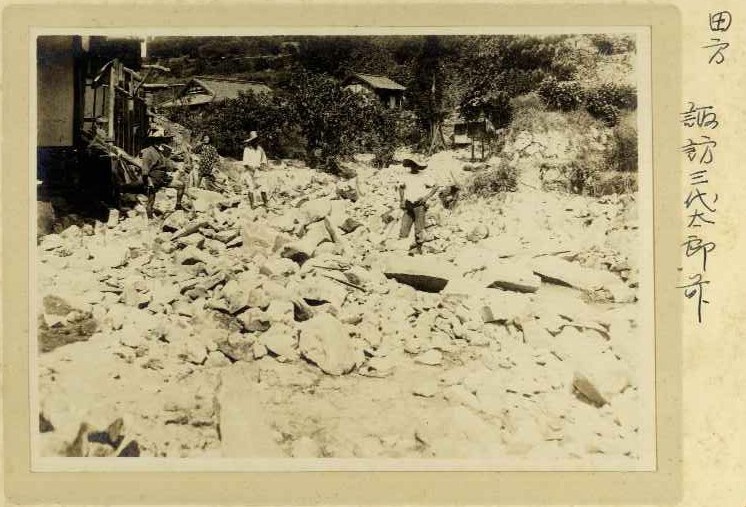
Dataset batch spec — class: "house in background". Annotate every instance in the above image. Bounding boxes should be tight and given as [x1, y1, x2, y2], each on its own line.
[342, 72, 406, 110]
[157, 76, 272, 110]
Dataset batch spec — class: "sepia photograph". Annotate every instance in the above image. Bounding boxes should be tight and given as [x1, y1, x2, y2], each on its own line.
[33, 30, 653, 469]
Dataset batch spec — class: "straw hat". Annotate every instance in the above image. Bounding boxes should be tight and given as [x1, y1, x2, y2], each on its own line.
[242, 131, 260, 144]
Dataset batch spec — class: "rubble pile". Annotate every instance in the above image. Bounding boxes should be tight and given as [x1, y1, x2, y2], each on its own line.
[37, 151, 646, 463]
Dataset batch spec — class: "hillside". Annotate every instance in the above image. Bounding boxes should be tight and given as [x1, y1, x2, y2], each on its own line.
[148, 33, 637, 111]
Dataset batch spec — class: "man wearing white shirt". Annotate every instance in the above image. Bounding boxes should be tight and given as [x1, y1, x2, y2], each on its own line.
[241, 131, 269, 208]
[398, 156, 439, 252]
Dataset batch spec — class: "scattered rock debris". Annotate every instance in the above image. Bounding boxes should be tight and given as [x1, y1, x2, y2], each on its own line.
[37, 147, 644, 463]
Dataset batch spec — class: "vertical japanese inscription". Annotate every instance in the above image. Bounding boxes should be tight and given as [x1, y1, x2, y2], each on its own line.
[678, 102, 719, 324]
[703, 10, 732, 64]
[678, 11, 733, 324]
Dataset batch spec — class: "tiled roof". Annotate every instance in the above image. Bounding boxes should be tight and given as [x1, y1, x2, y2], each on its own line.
[159, 76, 271, 108]
[345, 72, 406, 91]
[193, 77, 272, 100]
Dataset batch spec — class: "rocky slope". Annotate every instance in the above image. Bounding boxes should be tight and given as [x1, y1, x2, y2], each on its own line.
[37, 148, 647, 465]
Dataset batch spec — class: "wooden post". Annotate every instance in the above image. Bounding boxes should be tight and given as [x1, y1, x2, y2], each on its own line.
[481, 119, 486, 160]
[91, 79, 97, 129]
[471, 137, 475, 162]
[107, 60, 117, 141]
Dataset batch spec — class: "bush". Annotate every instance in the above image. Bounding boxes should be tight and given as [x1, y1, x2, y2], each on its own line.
[168, 70, 411, 174]
[285, 71, 362, 167]
[285, 70, 412, 172]
[585, 99, 620, 126]
[343, 106, 418, 168]
[588, 34, 636, 55]
[510, 92, 546, 114]
[566, 149, 603, 195]
[392, 110, 421, 148]
[591, 171, 638, 196]
[367, 108, 400, 168]
[460, 91, 514, 129]
[584, 82, 636, 125]
[166, 91, 296, 159]
[606, 112, 638, 172]
[538, 78, 584, 111]
[547, 128, 638, 196]
[465, 159, 518, 197]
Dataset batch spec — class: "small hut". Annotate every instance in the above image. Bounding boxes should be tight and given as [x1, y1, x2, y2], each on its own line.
[343, 72, 406, 110]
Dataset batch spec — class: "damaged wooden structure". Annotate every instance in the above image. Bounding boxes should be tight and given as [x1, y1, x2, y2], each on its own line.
[444, 114, 497, 161]
[37, 35, 161, 214]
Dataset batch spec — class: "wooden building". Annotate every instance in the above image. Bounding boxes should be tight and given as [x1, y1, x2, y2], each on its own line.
[37, 35, 147, 152]
[157, 76, 272, 110]
[342, 72, 406, 110]
[37, 35, 154, 213]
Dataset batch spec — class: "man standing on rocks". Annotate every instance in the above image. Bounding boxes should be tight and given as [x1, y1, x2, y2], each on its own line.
[398, 156, 439, 252]
[140, 134, 186, 219]
[241, 131, 270, 209]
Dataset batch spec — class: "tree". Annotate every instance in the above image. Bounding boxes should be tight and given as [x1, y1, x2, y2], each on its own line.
[451, 35, 579, 130]
[409, 36, 448, 153]
[284, 70, 391, 170]
[166, 91, 295, 158]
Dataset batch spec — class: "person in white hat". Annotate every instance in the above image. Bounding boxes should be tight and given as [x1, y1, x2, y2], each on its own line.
[397, 155, 439, 252]
[241, 131, 270, 208]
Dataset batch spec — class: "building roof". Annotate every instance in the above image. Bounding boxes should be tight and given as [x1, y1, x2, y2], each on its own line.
[159, 76, 272, 108]
[345, 72, 406, 91]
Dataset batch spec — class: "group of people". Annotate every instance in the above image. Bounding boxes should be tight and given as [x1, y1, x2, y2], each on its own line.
[139, 130, 440, 252]
[139, 130, 272, 219]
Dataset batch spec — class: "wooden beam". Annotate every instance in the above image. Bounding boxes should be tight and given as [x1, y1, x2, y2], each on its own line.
[106, 61, 117, 140]
[82, 130, 142, 168]
[141, 63, 170, 72]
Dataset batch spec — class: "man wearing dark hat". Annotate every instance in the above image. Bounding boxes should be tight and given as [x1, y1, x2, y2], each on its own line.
[140, 134, 186, 219]
[398, 156, 439, 252]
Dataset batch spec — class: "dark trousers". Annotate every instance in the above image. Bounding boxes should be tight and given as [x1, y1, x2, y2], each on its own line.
[399, 201, 426, 243]
[145, 172, 185, 218]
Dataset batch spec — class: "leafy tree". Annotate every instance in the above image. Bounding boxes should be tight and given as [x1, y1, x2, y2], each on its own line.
[409, 36, 448, 151]
[167, 91, 295, 158]
[538, 77, 584, 111]
[284, 70, 406, 170]
[453, 35, 577, 124]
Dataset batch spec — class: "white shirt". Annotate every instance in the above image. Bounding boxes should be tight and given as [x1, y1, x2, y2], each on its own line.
[242, 146, 267, 169]
[399, 171, 434, 203]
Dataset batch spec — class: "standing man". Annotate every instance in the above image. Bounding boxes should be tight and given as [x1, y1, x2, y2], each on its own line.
[140, 135, 186, 219]
[398, 156, 439, 252]
[241, 131, 270, 209]
[193, 134, 220, 190]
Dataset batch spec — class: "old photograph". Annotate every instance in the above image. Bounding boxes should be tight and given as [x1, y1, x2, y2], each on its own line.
[34, 31, 653, 469]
